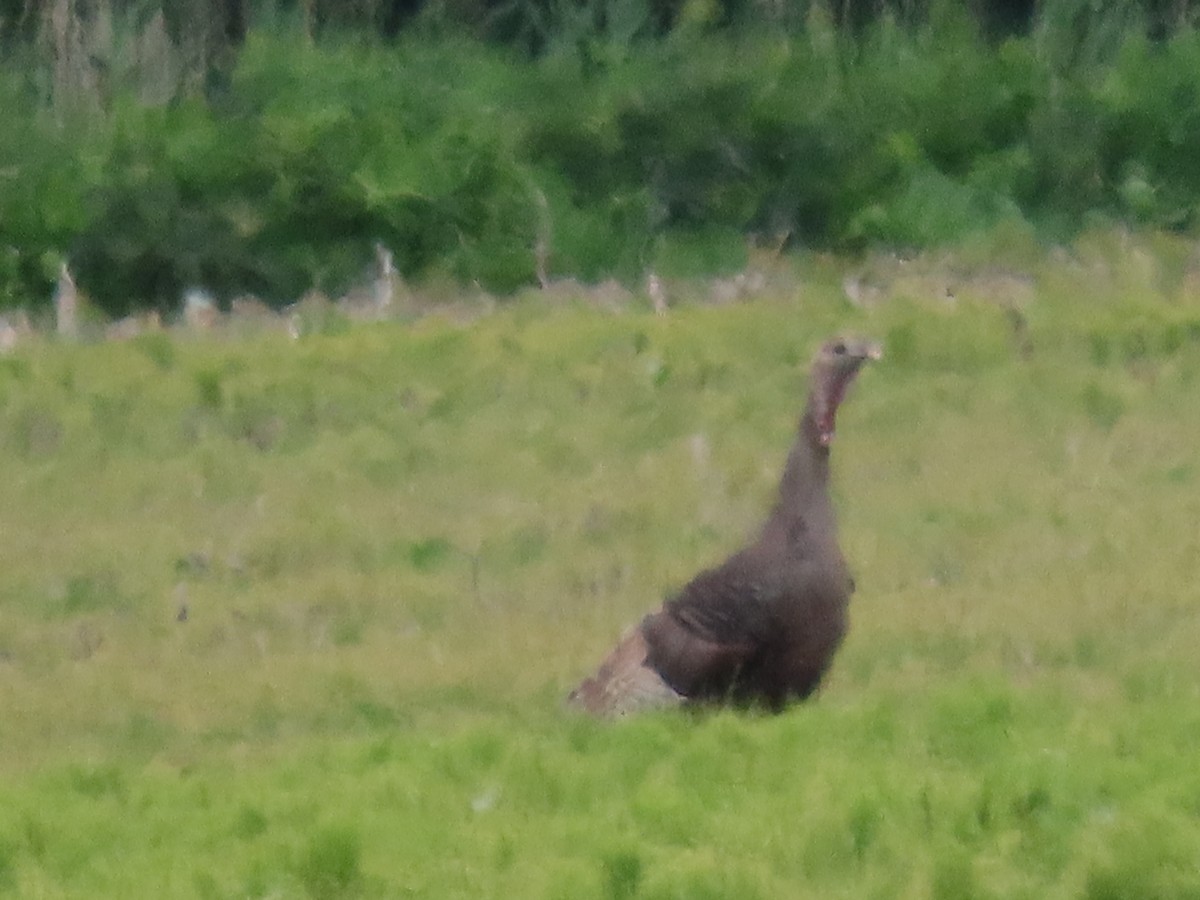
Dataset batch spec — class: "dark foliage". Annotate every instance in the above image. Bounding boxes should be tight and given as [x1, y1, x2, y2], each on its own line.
[2, 2, 1200, 311]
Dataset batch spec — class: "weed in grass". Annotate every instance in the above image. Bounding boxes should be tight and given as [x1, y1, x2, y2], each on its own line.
[297, 825, 363, 900]
[6, 403, 62, 458]
[0, 839, 15, 894]
[193, 367, 224, 411]
[133, 332, 175, 371]
[121, 712, 176, 759]
[44, 571, 129, 619]
[233, 805, 269, 840]
[1081, 382, 1125, 430]
[931, 849, 985, 900]
[65, 764, 126, 801]
[408, 537, 453, 572]
[601, 847, 643, 899]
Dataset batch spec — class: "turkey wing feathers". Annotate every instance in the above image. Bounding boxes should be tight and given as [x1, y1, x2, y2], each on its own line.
[644, 551, 849, 703]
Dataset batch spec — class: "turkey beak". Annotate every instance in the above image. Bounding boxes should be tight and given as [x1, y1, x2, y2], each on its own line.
[844, 339, 882, 369]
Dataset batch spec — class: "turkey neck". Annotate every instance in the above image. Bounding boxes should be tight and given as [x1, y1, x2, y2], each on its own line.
[760, 408, 836, 547]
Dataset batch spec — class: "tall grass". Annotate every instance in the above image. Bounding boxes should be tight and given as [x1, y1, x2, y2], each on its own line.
[0, 242, 1198, 895]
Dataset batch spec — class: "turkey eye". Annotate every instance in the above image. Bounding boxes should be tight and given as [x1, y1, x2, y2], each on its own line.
[832, 341, 847, 356]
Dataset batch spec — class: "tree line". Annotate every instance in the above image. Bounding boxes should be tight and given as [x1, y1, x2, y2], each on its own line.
[1, 0, 1199, 312]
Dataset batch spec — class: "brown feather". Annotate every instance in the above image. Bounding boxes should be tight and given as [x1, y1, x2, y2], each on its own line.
[567, 626, 684, 717]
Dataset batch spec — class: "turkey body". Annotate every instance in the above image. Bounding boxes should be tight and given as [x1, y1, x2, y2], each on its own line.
[643, 506, 853, 711]
[569, 336, 879, 717]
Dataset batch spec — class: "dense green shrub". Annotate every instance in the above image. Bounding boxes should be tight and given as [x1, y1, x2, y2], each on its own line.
[0, 73, 90, 309]
[3, 7, 1200, 312]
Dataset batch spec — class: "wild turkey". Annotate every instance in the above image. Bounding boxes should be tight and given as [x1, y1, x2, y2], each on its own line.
[569, 335, 881, 716]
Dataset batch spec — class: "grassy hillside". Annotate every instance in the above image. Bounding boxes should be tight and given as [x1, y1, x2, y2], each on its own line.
[1, 237, 1199, 897]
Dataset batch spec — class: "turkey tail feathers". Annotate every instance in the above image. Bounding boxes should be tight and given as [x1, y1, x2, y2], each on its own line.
[567, 626, 684, 718]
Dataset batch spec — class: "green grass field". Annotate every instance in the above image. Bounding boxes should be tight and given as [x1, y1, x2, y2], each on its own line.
[1, 235, 1199, 897]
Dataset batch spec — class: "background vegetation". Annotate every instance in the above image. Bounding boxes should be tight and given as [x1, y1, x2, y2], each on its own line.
[2, 3, 1199, 894]
[3, 0, 1200, 311]
[1, 237, 1199, 895]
